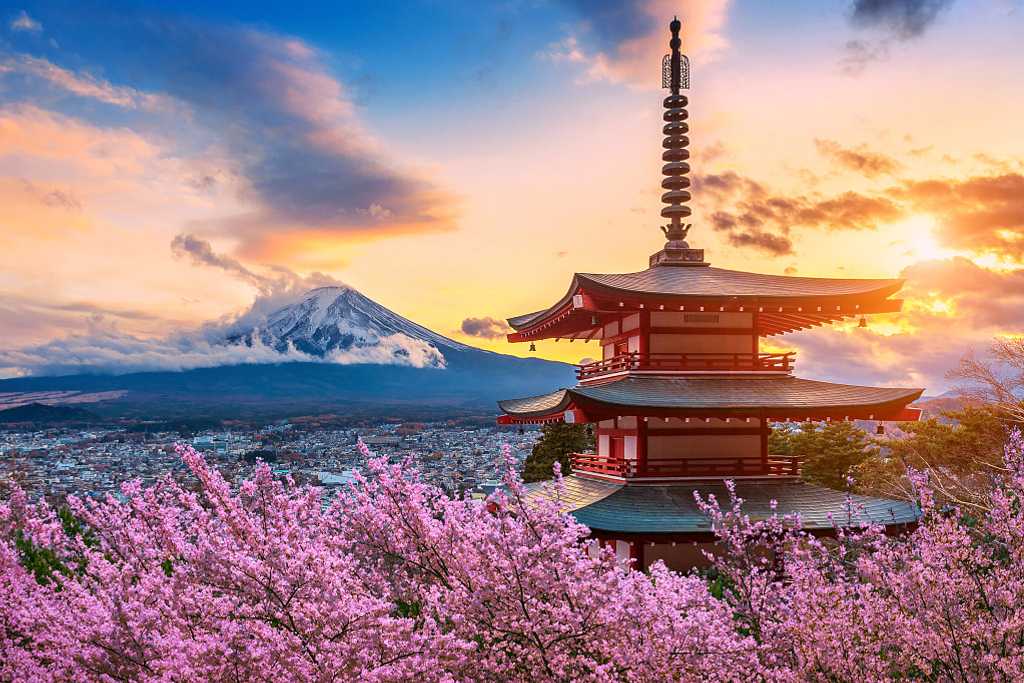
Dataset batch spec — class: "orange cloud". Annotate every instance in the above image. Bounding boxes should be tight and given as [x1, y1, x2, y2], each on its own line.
[814, 138, 902, 177]
[892, 174, 1024, 260]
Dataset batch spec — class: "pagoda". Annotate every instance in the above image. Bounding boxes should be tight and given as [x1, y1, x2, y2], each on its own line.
[496, 18, 923, 570]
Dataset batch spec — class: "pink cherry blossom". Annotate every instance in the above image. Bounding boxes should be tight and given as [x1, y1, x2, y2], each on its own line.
[2, 434, 1023, 681]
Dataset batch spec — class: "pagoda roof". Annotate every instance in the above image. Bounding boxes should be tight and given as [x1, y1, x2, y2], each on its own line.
[524, 475, 919, 535]
[498, 375, 923, 421]
[507, 265, 904, 339]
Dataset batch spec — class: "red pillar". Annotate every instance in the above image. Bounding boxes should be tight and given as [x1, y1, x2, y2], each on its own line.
[636, 414, 648, 477]
[638, 310, 650, 355]
[630, 541, 646, 571]
[759, 409, 769, 474]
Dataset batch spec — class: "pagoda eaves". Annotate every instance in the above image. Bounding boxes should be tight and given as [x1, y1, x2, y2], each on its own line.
[507, 267, 905, 342]
[498, 376, 923, 424]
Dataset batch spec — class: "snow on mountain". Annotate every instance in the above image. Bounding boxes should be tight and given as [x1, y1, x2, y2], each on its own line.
[226, 286, 469, 367]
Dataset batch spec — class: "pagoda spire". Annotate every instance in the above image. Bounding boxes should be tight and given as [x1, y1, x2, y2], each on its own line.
[650, 17, 706, 267]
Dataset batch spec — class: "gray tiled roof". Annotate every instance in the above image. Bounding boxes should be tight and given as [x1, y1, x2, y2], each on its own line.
[573, 376, 921, 410]
[498, 389, 570, 416]
[524, 475, 919, 533]
[498, 376, 922, 417]
[508, 266, 903, 329]
[579, 267, 902, 299]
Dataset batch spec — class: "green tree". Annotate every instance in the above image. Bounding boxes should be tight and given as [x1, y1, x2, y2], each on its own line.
[770, 421, 877, 490]
[521, 423, 593, 483]
[855, 406, 1010, 509]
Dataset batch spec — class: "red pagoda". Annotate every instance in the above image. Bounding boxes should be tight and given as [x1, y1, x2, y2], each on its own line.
[496, 18, 923, 570]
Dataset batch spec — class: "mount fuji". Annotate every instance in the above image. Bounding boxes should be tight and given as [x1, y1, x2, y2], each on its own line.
[0, 287, 574, 420]
[224, 286, 468, 365]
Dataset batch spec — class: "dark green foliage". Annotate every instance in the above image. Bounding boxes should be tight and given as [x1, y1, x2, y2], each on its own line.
[14, 507, 96, 587]
[770, 421, 877, 490]
[521, 423, 594, 483]
[394, 599, 422, 619]
[855, 406, 1011, 502]
[884, 407, 1008, 474]
[14, 531, 69, 586]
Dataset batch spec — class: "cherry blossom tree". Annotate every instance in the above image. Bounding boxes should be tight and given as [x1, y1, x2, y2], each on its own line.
[2, 434, 1024, 681]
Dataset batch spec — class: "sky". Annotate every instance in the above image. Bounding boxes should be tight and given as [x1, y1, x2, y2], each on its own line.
[1, 0, 1023, 391]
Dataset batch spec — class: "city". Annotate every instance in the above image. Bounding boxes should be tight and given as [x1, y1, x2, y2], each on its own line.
[0, 422, 540, 501]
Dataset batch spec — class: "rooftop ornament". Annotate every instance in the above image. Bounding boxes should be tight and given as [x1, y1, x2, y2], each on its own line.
[651, 17, 707, 268]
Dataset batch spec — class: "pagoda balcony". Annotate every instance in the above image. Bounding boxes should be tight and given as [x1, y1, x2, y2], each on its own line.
[576, 352, 795, 382]
[570, 453, 802, 480]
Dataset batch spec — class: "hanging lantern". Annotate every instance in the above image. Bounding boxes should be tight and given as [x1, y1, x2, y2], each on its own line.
[858, 317, 868, 328]
[876, 423, 885, 435]
[591, 314, 600, 326]
[529, 342, 536, 352]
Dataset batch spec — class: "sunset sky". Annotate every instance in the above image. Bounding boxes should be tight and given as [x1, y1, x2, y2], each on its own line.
[2, 0, 1023, 391]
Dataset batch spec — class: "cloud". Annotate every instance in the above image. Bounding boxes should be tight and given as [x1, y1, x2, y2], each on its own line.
[2, 232, 446, 377]
[698, 164, 1024, 262]
[460, 316, 512, 339]
[782, 256, 1024, 392]
[124, 20, 457, 256]
[171, 233, 265, 287]
[3, 55, 167, 109]
[840, 1, 953, 76]
[0, 295, 172, 353]
[890, 173, 1024, 259]
[709, 217, 794, 255]
[899, 256, 1024, 329]
[839, 39, 891, 76]
[696, 171, 904, 256]
[850, 0, 955, 40]
[814, 139, 901, 177]
[3, 17, 459, 258]
[169, 232, 351, 331]
[546, 0, 731, 87]
[0, 327, 444, 377]
[9, 10, 41, 33]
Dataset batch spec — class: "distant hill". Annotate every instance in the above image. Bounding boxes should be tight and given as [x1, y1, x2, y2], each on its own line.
[0, 402, 100, 424]
[0, 287, 576, 420]
[913, 391, 972, 419]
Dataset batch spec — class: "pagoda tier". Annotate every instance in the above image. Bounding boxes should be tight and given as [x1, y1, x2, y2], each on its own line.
[498, 375, 922, 483]
[498, 376, 923, 423]
[507, 266, 905, 342]
[524, 476, 919, 540]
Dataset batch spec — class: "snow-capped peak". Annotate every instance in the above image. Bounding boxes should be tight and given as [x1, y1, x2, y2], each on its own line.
[225, 286, 468, 366]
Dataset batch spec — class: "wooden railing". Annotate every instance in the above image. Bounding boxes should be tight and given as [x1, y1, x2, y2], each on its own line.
[576, 352, 795, 380]
[570, 453, 802, 479]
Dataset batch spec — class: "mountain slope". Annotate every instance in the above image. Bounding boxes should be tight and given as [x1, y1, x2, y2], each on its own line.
[0, 287, 576, 419]
[226, 286, 468, 361]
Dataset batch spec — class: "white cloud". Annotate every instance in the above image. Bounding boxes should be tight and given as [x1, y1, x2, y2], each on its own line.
[2, 55, 170, 110]
[0, 327, 445, 377]
[10, 10, 41, 33]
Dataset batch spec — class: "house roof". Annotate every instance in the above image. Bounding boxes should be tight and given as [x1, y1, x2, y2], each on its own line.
[507, 266, 904, 332]
[498, 376, 923, 420]
[524, 475, 919, 534]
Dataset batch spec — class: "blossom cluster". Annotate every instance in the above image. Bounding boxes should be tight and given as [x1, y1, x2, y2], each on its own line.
[2, 434, 1023, 681]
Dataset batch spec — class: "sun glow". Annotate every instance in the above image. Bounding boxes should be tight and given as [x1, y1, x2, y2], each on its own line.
[893, 215, 955, 264]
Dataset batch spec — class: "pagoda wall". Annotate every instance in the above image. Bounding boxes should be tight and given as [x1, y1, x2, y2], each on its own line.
[595, 417, 639, 472]
[643, 542, 716, 571]
[593, 416, 768, 477]
[646, 417, 761, 469]
[600, 310, 758, 357]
